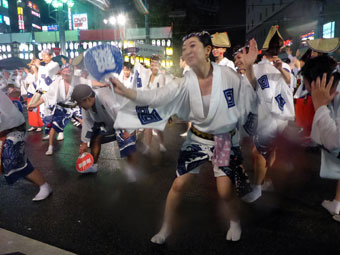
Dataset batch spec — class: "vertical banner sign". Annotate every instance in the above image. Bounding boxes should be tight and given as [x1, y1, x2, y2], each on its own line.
[84, 44, 123, 81]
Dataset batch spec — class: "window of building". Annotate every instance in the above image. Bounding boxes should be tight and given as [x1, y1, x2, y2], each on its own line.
[280, 0, 283, 6]
[252, 3, 254, 10]
[323, 21, 335, 38]
[272, 3, 275, 11]
[259, 13, 262, 21]
[3, 0, 8, 8]
[4, 16, 10, 26]
[252, 19, 254, 28]
[265, 8, 268, 17]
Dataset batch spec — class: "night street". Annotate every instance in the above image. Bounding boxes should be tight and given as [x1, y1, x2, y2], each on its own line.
[0, 118, 340, 255]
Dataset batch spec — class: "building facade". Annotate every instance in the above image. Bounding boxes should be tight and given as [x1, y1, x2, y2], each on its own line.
[246, 0, 340, 59]
[0, 0, 10, 33]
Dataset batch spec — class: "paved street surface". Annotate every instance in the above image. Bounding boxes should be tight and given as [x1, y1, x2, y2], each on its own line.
[0, 117, 340, 255]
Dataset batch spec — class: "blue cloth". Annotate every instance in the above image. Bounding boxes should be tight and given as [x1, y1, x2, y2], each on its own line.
[176, 133, 251, 197]
[1, 131, 34, 185]
[115, 130, 137, 158]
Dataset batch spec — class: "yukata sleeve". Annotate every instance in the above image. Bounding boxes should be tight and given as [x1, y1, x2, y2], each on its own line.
[114, 80, 187, 131]
[135, 79, 182, 107]
[238, 75, 258, 136]
[311, 105, 340, 151]
[81, 110, 95, 143]
[41, 79, 59, 107]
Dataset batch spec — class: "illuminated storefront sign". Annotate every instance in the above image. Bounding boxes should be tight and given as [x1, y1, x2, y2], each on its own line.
[32, 23, 41, 30]
[73, 14, 88, 30]
[42, 25, 59, 31]
[31, 10, 40, 18]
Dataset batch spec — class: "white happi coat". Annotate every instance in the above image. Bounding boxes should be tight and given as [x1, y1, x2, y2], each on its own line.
[81, 87, 125, 143]
[0, 91, 25, 132]
[25, 73, 38, 97]
[311, 83, 340, 178]
[253, 59, 295, 137]
[118, 70, 134, 89]
[219, 57, 236, 71]
[0, 78, 8, 93]
[114, 62, 257, 136]
[36, 61, 60, 92]
[133, 61, 165, 90]
[41, 76, 92, 118]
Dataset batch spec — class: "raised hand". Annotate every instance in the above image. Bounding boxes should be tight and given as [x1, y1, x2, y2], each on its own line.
[311, 73, 338, 111]
[242, 38, 258, 70]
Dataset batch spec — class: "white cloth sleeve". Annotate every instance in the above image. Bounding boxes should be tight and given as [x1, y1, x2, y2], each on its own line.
[81, 110, 95, 143]
[311, 105, 340, 151]
[135, 80, 182, 107]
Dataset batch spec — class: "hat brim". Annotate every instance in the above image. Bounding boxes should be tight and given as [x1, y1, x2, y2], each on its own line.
[307, 38, 340, 53]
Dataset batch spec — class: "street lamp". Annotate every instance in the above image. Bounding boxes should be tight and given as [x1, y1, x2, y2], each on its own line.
[44, 0, 75, 55]
[103, 13, 127, 50]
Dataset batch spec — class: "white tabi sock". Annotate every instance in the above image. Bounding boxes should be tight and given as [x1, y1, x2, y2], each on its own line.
[45, 145, 53, 156]
[32, 183, 52, 201]
[322, 199, 340, 215]
[150, 222, 171, 245]
[226, 220, 242, 241]
[241, 185, 262, 203]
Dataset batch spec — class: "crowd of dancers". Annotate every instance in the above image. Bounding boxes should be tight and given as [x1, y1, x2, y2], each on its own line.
[1, 25, 340, 244]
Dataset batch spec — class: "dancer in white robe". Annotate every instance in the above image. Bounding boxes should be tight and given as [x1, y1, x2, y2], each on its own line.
[71, 85, 138, 175]
[34, 49, 60, 140]
[301, 55, 340, 222]
[133, 54, 167, 153]
[28, 64, 107, 156]
[111, 32, 259, 243]
[0, 91, 52, 201]
[211, 32, 236, 71]
[243, 26, 295, 203]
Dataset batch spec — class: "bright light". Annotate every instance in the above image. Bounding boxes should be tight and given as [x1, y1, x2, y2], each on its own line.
[67, 0, 74, 8]
[109, 16, 116, 25]
[62, 0, 68, 3]
[117, 14, 126, 26]
[52, 0, 62, 8]
[103, 19, 108, 24]
[45, 0, 53, 4]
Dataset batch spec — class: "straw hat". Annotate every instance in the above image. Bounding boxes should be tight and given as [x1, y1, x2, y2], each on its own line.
[307, 38, 340, 53]
[211, 32, 231, 48]
[72, 52, 84, 66]
[262, 25, 284, 50]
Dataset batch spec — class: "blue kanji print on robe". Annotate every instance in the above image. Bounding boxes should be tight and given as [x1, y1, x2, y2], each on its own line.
[41, 74, 53, 86]
[136, 106, 162, 125]
[223, 88, 235, 108]
[243, 112, 258, 136]
[258, 75, 270, 90]
[135, 70, 143, 88]
[275, 94, 286, 111]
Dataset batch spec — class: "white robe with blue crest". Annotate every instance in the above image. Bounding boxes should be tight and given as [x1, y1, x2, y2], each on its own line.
[114, 62, 257, 136]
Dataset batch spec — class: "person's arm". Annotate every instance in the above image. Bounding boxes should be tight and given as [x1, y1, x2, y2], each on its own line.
[311, 74, 340, 151]
[27, 97, 44, 110]
[273, 57, 291, 85]
[240, 39, 258, 89]
[91, 80, 109, 88]
[110, 77, 181, 107]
